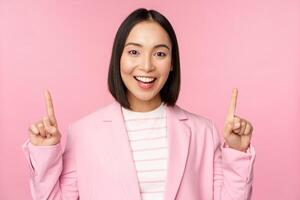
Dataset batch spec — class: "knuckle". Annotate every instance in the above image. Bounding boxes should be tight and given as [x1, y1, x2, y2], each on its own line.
[249, 122, 253, 128]
[29, 125, 37, 133]
[28, 127, 33, 133]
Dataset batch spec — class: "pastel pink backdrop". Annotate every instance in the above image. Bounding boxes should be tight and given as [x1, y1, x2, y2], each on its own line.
[1, 0, 299, 199]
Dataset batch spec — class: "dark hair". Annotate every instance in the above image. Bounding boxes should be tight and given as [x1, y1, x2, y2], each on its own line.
[108, 8, 180, 109]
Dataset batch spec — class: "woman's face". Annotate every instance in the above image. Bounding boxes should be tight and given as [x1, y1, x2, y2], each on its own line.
[120, 21, 172, 111]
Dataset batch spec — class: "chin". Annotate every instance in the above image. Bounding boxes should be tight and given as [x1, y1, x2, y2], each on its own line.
[135, 95, 156, 102]
[131, 91, 160, 102]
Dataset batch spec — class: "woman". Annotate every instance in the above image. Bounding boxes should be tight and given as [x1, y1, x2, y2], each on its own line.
[23, 8, 255, 200]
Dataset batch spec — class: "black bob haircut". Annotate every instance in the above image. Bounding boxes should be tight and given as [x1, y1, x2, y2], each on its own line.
[108, 8, 181, 109]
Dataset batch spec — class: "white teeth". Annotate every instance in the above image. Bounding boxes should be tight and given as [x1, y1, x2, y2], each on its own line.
[135, 76, 155, 83]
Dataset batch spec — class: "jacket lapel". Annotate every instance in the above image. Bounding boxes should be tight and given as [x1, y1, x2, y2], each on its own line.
[100, 101, 191, 200]
[101, 101, 142, 200]
[164, 105, 191, 200]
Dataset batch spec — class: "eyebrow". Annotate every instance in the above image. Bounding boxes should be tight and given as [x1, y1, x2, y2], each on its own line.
[124, 42, 170, 50]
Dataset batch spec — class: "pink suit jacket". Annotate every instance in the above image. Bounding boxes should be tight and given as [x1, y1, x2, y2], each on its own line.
[22, 101, 256, 200]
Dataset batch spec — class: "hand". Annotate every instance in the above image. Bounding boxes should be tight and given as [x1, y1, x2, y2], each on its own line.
[28, 90, 61, 146]
[223, 88, 253, 152]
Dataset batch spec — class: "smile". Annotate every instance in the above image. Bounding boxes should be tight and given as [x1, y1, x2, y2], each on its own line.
[134, 76, 157, 84]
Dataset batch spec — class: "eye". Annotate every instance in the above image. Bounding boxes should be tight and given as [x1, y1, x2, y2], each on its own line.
[128, 50, 139, 56]
[155, 52, 167, 57]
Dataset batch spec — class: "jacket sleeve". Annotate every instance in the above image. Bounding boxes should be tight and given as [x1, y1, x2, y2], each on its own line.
[22, 124, 79, 200]
[211, 121, 256, 200]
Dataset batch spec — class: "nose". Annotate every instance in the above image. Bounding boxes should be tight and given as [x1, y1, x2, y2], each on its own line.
[140, 54, 154, 72]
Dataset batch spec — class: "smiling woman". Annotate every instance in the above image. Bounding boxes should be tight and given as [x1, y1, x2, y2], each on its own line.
[108, 9, 180, 112]
[120, 21, 173, 112]
[23, 8, 256, 200]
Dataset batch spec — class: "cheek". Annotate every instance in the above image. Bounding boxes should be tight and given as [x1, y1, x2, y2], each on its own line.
[155, 59, 172, 77]
[120, 55, 136, 75]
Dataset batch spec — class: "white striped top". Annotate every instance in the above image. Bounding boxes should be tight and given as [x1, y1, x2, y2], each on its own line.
[121, 102, 168, 200]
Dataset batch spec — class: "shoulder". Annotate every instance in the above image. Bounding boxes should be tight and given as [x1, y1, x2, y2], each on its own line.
[69, 101, 119, 130]
[172, 104, 215, 130]
[173, 104, 221, 148]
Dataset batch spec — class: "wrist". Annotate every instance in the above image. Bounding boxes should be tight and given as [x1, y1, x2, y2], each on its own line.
[224, 142, 248, 153]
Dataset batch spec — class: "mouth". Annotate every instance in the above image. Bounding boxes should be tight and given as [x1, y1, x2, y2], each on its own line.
[133, 76, 157, 84]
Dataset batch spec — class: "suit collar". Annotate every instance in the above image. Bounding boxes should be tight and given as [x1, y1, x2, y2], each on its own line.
[101, 100, 188, 122]
[98, 100, 191, 200]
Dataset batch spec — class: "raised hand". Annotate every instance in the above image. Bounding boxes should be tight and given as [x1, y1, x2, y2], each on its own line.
[223, 88, 253, 152]
[28, 90, 61, 146]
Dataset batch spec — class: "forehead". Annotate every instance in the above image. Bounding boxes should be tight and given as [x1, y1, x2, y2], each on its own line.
[125, 21, 171, 47]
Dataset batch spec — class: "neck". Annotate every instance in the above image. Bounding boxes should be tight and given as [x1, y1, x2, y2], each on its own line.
[127, 95, 162, 112]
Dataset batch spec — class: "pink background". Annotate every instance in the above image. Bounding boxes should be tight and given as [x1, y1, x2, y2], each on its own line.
[1, 0, 299, 199]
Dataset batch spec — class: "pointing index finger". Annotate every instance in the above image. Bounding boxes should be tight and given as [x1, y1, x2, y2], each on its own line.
[44, 90, 57, 126]
[227, 88, 238, 121]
